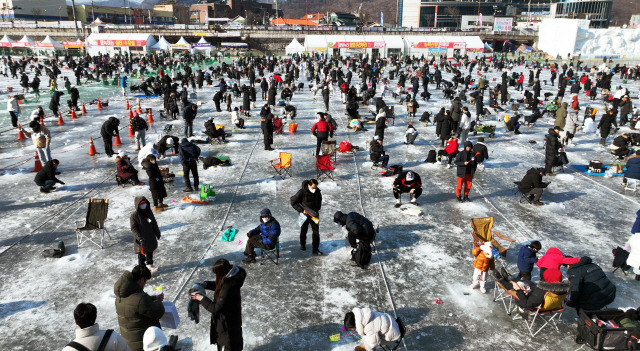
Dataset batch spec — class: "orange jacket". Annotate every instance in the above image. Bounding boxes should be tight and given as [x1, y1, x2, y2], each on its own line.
[472, 247, 495, 272]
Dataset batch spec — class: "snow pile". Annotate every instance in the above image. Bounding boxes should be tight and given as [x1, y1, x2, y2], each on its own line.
[575, 27, 640, 57]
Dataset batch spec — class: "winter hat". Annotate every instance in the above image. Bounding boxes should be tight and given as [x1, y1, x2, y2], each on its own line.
[260, 208, 271, 217]
[118, 151, 126, 158]
[477, 137, 485, 142]
[333, 211, 345, 225]
[406, 171, 415, 181]
[373, 135, 380, 141]
[143, 326, 167, 351]
[543, 269, 562, 283]
[480, 242, 494, 258]
[464, 141, 473, 148]
[133, 111, 139, 118]
[166, 138, 173, 146]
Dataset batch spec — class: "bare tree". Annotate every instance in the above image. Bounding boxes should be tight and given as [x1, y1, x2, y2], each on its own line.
[31, 8, 43, 21]
[443, 6, 460, 28]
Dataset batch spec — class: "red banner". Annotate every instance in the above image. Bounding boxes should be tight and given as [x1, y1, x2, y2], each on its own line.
[95, 39, 146, 47]
[331, 41, 385, 49]
[12, 42, 31, 47]
[63, 41, 84, 48]
[0, 42, 12, 47]
[35, 43, 53, 47]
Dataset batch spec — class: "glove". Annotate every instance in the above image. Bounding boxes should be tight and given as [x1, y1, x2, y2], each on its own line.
[58, 181, 65, 185]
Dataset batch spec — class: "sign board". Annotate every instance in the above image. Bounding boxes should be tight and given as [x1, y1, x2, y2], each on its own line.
[12, 42, 31, 47]
[414, 42, 439, 49]
[35, 43, 54, 47]
[0, 42, 12, 47]
[95, 39, 146, 47]
[331, 42, 385, 49]
[191, 43, 212, 48]
[63, 41, 84, 48]
[493, 17, 513, 31]
[220, 42, 248, 47]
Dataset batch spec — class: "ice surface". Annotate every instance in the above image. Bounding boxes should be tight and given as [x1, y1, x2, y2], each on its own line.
[0, 56, 639, 351]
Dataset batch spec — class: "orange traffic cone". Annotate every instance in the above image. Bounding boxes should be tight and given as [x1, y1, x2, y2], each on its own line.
[40, 116, 45, 126]
[97, 98, 103, 110]
[125, 99, 130, 110]
[128, 108, 133, 119]
[87, 137, 98, 156]
[137, 101, 142, 114]
[114, 134, 123, 146]
[16, 124, 27, 140]
[57, 112, 65, 125]
[70, 107, 78, 119]
[32, 151, 42, 172]
[147, 108, 154, 123]
[127, 118, 135, 137]
[82, 103, 87, 115]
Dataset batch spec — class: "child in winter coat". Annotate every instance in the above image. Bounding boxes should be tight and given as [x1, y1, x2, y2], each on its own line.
[536, 247, 580, 282]
[516, 241, 541, 281]
[470, 242, 495, 294]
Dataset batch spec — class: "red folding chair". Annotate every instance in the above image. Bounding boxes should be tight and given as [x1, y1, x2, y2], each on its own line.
[316, 155, 337, 181]
[273, 116, 284, 134]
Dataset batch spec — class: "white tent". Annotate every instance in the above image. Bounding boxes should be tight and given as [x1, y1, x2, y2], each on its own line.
[172, 37, 191, 49]
[93, 17, 106, 25]
[86, 33, 157, 56]
[304, 35, 328, 53]
[285, 38, 305, 55]
[151, 36, 171, 51]
[197, 37, 209, 44]
[0, 35, 15, 48]
[193, 36, 212, 52]
[36, 36, 65, 50]
[14, 35, 34, 47]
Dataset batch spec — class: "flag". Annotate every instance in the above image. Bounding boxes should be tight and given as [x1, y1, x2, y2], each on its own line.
[381, 12, 383, 26]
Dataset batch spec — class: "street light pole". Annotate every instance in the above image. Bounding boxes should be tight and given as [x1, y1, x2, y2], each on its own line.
[91, 0, 95, 22]
[70, 0, 79, 38]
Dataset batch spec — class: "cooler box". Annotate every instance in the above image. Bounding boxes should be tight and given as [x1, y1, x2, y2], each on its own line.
[289, 123, 298, 133]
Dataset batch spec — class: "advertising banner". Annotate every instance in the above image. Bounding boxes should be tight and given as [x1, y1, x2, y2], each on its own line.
[95, 39, 146, 47]
[493, 17, 513, 31]
[331, 42, 385, 49]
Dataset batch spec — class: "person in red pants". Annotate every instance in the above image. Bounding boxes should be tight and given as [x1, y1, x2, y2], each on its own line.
[455, 141, 477, 202]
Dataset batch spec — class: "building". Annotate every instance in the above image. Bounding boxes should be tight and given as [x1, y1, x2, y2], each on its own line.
[328, 12, 359, 26]
[270, 17, 318, 26]
[69, 5, 174, 25]
[550, 0, 612, 28]
[189, 0, 277, 25]
[154, 0, 190, 24]
[400, 0, 553, 28]
[300, 13, 325, 24]
[1, 0, 68, 21]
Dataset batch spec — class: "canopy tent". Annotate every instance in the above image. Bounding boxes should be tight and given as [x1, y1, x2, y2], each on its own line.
[304, 35, 328, 53]
[93, 17, 106, 25]
[0, 35, 15, 48]
[172, 37, 191, 50]
[86, 33, 157, 56]
[151, 36, 171, 51]
[461, 36, 485, 54]
[192, 36, 212, 50]
[285, 38, 305, 55]
[63, 39, 85, 49]
[13, 35, 34, 48]
[35, 36, 65, 50]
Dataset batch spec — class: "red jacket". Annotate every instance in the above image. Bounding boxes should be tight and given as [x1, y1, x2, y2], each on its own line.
[444, 139, 459, 154]
[537, 247, 580, 271]
[517, 75, 524, 83]
[312, 119, 333, 134]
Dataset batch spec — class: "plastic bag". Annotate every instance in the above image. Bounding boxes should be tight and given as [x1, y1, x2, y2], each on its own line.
[297, 212, 307, 227]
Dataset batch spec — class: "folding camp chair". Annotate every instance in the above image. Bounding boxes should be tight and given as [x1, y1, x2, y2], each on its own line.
[470, 217, 516, 257]
[380, 317, 406, 351]
[75, 199, 111, 249]
[316, 155, 338, 181]
[514, 291, 567, 337]
[270, 152, 292, 179]
[260, 238, 280, 265]
[321, 140, 337, 161]
[493, 280, 519, 315]
[513, 182, 534, 204]
[385, 106, 395, 126]
[273, 117, 284, 134]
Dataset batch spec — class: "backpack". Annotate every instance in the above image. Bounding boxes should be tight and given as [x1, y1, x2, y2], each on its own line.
[338, 139, 352, 153]
[425, 150, 437, 163]
[352, 241, 372, 268]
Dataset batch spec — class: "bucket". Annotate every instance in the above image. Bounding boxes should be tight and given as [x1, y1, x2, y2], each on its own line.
[215, 124, 225, 130]
[504, 114, 510, 123]
[289, 123, 298, 133]
[591, 108, 598, 116]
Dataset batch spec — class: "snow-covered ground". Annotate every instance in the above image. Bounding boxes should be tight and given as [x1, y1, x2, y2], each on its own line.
[1, 58, 639, 351]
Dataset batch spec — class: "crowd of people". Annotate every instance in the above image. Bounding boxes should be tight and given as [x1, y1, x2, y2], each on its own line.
[3, 50, 640, 351]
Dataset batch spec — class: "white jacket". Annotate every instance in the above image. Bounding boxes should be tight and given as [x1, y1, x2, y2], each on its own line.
[231, 110, 240, 125]
[583, 118, 597, 134]
[7, 97, 19, 113]
[353, 307, 401, 351]
[626, 234, 640, 274]
[61, 324, 130, 351]
[565, 111, 579, 134]
[459, 112, 471, 131]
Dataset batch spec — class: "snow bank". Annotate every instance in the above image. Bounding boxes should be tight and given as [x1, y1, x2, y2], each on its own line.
[575, 27, 640, 58]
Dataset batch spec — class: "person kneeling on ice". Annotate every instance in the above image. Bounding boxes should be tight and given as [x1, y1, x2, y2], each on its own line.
[343, 307, 401, 351]
[518, 168, 548, 206]
[201, 156, 231, 169]
[369, 136, 389, 168]
[333, 211, 376, 250]
[242, 208, 281, 264]
[455, 141, 476, 202]
[34, 159, 65, 193]
[470, 242, 495, 294]
[404, 123, 418, 145]
[155, 135, 179, 158]
[392, 171, 422, 208]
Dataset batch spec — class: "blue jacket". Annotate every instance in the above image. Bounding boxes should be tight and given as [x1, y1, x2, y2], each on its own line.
[625, 156, 640, 181]
[120, 76, 127, 88]
[248, 217, 281, 246]
[517, 245, 538, 272]
[632, 209, 640, 234]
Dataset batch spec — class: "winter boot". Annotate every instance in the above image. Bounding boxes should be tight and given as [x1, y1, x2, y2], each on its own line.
[394, 198, 402, 208]
[300, 244, 306, 251]
[469, 282, 479, 290]
[183, 187, 194, 192]
[312, 250, 324, 256]
[242, 256, 256, 264]
[479, 282, 487, 294]
[147, 265, 159, 274]
[153, 206, 163, 212]
[457, 196, 463, 203]
[40, 187, 50, 193]
[464, 195, 471, 202]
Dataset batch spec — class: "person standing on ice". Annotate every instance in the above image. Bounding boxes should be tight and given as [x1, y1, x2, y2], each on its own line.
[343, 307, 401, 351]
[392, 170, 422, 207]
[311, 113, 333, 156]
[454, 141, 476, 203]
[131, 111, 148, 152]
[23, 120, 51, 166]
[141, 154, 167, 212]
[544, 126, 562, 176]
[7, 94, 20, 128]
[470, 242, 495, 294]
[598, 109, 618, 146]
[114, 265, 165, 351]
[179, 138, 200, 193]
[290, 179, 324, 256]
[120, 75, 128, 97]
[190, 258, 246, 351]
[70, 85, 80, 110]
[101, 117, 120, 158]
[183, 103, 197, 138]
[130, 196, 162, 273]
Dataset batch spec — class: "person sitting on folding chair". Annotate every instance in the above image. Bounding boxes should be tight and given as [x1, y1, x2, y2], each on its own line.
[242, 208, 280, 264]
[518, 168, 548, 206]
[370, 136, 389, 169]
[204, 118, 227, 143]
[624, 150, 640, 186]
[392, 171, 422, 208]
[437, 136, 458, 167]
[333, 211, 375, 250]
[343, 307, 402, 351]
[493, 268, 571, 312]
[116, 151, 144, 186]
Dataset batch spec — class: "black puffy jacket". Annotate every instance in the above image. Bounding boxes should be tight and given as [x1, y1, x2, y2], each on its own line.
[290, 180, 322, 217]
[545, 128, 560, 161]
[566, 257, 616, 310]
[335, 211, 375, 241]
[519, 168, 544, 192]
[100, 117, 120, 138]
